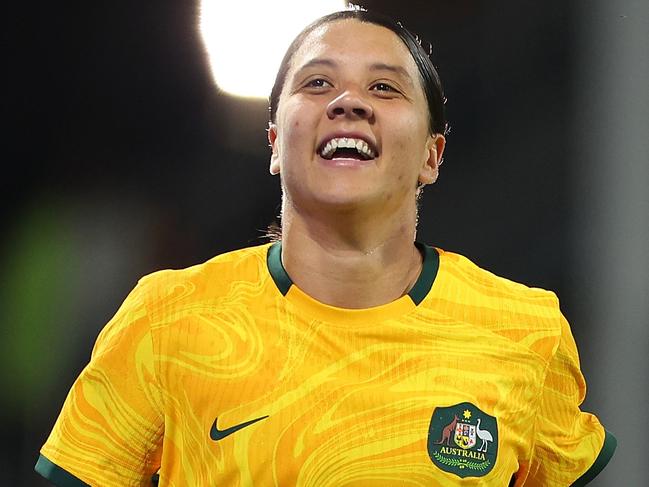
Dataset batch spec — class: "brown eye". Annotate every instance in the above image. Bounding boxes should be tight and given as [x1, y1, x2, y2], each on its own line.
[371, 82, 397, 92]
[305, 78, 332, 88]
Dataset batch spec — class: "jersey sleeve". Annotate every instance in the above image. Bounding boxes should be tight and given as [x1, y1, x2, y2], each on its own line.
[35, 280, 164, 486]
[524, 314, 616, 486]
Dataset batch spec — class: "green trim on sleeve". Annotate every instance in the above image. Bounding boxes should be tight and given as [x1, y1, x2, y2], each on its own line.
[35, 454, 90, 487]
[267, 242, 292, 296]
[570, 430, 617, 486]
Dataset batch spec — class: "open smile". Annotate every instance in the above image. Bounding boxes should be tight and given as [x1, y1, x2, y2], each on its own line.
[317, 135, 379, 162]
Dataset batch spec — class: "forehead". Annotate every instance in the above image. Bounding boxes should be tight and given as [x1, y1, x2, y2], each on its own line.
[288, 19, 419, 79]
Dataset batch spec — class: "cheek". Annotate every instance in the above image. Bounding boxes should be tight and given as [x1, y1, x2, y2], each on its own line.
[392, 109, 426, 150]
[277, 102, 312, 154]
[387, 123, 429, 188]
[279, 98, 315, 130]
[392, 131, 422, 173]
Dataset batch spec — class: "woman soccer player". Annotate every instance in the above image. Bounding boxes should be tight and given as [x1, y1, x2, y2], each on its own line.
[36, 7, 615, 486]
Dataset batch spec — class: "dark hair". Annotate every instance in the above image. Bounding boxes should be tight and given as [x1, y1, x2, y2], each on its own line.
[268, 8, 448, 136]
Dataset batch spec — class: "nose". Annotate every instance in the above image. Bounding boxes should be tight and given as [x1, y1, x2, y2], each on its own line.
[326, 90, 374, 121]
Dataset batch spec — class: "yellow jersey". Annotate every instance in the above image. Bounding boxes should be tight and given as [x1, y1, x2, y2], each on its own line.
[36, 242, 615, 486]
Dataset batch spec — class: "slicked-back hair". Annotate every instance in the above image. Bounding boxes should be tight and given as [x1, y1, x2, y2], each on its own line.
[268, 8, 448, 136]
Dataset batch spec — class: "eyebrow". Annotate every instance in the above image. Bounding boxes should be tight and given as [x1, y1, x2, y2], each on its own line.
[295, 57, 336, 73]
[368, 62, 414, 86]
[294, 58, 414, 86]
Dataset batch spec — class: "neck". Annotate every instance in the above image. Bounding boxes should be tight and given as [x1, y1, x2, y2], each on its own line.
[280, 200, 422, 309]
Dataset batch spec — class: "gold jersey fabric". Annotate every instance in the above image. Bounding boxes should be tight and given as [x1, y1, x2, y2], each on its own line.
[36, 243, 615, 486]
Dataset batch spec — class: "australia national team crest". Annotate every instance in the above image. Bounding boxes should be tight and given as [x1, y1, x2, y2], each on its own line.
[427, 402, 498, 478]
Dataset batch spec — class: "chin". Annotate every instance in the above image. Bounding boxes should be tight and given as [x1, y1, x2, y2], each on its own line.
[284, 174, 388, 213]
[307, 189, 385, 214]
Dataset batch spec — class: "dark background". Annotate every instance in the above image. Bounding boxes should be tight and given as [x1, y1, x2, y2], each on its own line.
[2, 1, 647, 485]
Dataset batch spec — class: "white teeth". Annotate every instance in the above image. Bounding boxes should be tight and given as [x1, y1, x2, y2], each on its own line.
[319, 137, 376, 160]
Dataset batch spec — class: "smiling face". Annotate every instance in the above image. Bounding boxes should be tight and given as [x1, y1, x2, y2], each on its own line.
[268, 19, 445, 217]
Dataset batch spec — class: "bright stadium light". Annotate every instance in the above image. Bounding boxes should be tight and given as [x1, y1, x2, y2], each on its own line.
[199, 0, 348, 99]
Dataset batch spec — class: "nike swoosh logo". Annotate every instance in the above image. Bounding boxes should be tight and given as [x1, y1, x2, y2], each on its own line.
[210, 415, 269, 441]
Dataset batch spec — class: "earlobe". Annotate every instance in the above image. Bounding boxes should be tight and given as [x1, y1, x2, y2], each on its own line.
[268, 123, 281, 175]
[418, 134, 446, 185]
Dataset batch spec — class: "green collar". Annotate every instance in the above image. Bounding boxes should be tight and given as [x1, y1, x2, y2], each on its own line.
[266, 241, 439, 306]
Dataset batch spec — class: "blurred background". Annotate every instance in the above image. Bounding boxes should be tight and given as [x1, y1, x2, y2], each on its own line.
[2, 0, 647, 485]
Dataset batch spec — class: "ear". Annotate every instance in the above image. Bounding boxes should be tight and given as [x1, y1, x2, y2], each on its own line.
[268, 123, 281, 175]
[418, 134, 446, 185]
